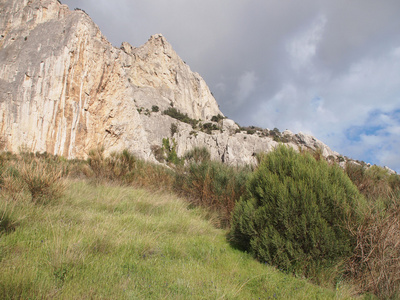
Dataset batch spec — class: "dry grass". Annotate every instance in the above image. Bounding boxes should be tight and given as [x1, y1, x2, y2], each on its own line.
[0, 202, 17, 235]
[0, 173, 25, 202]
[19, 158, 66, 204]
[174, 161, 250, 228]
[347, 198, 400, 299]
[1, 148, 399, 298]
[344, 163, 400, 298]
[346, 163, 398, 200]
[86, 147, 175, 190]
[0, 179, 348, 299]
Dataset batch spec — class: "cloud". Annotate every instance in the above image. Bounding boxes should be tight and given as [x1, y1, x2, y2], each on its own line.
[286, 14, 327, 71]
[62, 0, 400, 172]
[343, 110, 400, 170]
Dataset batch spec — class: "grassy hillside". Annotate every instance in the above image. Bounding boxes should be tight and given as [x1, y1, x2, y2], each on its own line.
[0, 179, 351, 299]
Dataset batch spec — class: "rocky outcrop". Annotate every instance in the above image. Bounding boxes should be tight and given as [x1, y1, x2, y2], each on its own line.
[0, 0, 340, 165]
[0, 0, 220, 158]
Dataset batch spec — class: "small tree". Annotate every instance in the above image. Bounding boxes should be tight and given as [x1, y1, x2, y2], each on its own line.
[162, 138, 181, 165]
[229, 145, 363, 277]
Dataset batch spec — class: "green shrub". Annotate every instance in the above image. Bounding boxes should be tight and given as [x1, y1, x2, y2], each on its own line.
[162, 138, 182, 166]
[229, 145, 363, 277]
[211, 114, 225, 123]
[201, 122, 219, 134]
[163, 107, 198, 128]
[388, 173, 400, 192]
[151, 105, 159, 112]
[170, 123, 178, 136]
[184, 147, 211, 164]
[246, 129, 256, 135]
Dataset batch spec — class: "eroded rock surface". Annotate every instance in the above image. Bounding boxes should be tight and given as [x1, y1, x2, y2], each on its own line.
[0, 0, 339, 165]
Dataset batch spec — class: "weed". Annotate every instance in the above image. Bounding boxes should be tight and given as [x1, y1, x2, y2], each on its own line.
[87, 146, 106, 180]
[74, 7, 89, 16]
[19, 158, 65, 204]
[162, 138, 182, 166]
[107, 149, 137, 183]
[346, 163, 399, 200]
[175, 160, 250, 227]
[0, 171, 24, 202]
[0, 147, 395, 298]
[184, 147, 211, 164]
[347, 198, 400, 299]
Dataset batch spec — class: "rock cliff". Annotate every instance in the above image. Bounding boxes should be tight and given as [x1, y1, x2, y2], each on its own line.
[0, 0, 339, 165]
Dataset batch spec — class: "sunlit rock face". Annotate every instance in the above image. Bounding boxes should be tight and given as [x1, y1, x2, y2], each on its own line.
[0, 0, 339, 164]
[0, 0, 221, 159]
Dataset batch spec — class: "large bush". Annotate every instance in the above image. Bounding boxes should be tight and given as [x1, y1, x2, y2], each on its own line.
[229, 145, 363, 276]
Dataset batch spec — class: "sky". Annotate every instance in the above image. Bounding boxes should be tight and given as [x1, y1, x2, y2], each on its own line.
[63, 0, 400, 172]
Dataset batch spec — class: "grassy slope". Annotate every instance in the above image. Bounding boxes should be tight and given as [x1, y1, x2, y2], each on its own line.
[0, 180, 352, 299]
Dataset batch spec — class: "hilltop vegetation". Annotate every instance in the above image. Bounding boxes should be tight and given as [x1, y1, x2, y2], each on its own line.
[1, 146, 399, 298]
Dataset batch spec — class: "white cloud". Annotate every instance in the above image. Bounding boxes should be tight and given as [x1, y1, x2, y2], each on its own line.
[286, 15, 327, 71]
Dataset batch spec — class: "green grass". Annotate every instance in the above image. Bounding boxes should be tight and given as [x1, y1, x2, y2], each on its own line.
[0, 180, 354, 299]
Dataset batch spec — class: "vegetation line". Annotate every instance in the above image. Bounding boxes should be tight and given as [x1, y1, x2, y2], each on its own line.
[0, 147, 399, 298]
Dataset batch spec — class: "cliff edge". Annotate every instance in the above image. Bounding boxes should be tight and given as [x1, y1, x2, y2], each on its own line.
[0, 0, 339, 165]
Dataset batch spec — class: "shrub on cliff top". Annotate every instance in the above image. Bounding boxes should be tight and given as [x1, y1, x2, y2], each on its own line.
[163, 107, 198, 128]
[229, 145, 363, 277]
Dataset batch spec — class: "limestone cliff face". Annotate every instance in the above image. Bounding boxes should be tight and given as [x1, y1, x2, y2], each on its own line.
[0, 0, 221, 159]
[0, 0, 339, 164]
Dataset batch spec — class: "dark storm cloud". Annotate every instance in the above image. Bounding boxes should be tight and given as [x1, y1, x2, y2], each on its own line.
[63, 0, 400, 171]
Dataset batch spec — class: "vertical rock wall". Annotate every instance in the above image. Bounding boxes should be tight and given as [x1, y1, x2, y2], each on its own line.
[0, 0, 222, 159]
[0, 0, 339, 165]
